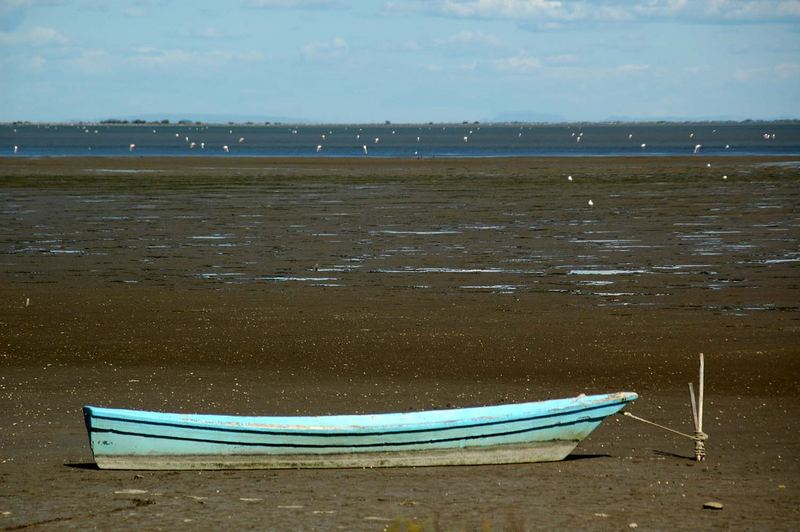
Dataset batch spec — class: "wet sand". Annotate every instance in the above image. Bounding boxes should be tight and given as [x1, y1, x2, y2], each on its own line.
[1, 156, 799, 530]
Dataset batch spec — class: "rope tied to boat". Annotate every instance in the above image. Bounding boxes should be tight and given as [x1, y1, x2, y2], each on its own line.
[622, 411, 708, 443]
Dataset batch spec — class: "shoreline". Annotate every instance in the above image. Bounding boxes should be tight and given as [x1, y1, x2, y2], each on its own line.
[4, 153, 800, 159]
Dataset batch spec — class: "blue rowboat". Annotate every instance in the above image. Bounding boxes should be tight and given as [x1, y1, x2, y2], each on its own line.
[83, 391, 637, 470]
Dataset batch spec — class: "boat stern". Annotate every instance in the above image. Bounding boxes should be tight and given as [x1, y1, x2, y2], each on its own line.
[82, 406, 99, 463]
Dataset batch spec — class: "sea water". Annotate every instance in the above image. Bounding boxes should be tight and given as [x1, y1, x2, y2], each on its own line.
[2, 122, 799, 157]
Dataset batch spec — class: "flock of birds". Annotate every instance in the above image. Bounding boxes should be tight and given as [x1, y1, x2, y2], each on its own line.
[7, 125, 781, 157]
[128, 129, 247, 153]
[5, 124, 784, 210]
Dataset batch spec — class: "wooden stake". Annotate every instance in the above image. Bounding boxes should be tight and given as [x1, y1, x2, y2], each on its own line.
[688, 382, 698, 432]
[694, 353, 706, 461]
[698, 353, 704, 434]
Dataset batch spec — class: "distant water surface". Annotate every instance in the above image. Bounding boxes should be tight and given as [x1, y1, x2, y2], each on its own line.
[2, 123, 799, 157]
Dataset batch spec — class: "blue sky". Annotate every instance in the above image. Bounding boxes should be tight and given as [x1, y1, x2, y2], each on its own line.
[1, 0, 799, 123]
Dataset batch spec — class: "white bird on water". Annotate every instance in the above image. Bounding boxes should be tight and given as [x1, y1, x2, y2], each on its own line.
[223, 145, 229, 153]
[238, 137, 245, 143]
[200, 142, 205, 149]
[190, 142, 196, 149]
[463, 136, 469, 143]
[13, 145, 19, 154]
[567, 175, 573, 182]
[129, 143, 135, 151]
[693, 144, 701, 154]
[374, 137, 380, 144]
[362, 145, 368, 155]
[588, 199, 594, 207]
[316, 145, 322, 152]
[640, 143, 647, 149]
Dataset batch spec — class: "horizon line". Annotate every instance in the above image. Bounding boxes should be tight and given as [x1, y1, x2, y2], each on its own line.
[3, 118, 800, 127]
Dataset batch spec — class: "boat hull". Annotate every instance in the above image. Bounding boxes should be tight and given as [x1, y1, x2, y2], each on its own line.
[83, 392, 636, 470]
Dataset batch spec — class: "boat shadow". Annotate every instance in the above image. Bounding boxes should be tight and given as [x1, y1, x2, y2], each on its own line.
[65, 462, 100, 470]
[563, 453, 611, 461]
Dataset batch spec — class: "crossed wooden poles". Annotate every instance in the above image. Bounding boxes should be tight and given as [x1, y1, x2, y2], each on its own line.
[624, 353, 708, 461]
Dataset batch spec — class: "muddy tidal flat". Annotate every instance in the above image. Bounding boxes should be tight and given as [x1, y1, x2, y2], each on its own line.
[1, 156, 799, 530]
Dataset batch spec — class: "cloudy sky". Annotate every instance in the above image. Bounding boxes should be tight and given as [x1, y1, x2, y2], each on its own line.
[1, 0, 799, 123]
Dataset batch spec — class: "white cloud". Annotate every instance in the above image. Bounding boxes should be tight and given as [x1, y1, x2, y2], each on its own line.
[378, 39, 421, 53]
[732, 63, 800, 82]
[191, 27, 228, 40]
[69, 49, 113, 73]
[398, 39, 420, 51]
[0, 25, 67, 46]
[420, 63, 442, 72]
[734, 66, 756, 82]
[439, 0, 566, 18]
[28, 54, 45, 70]
[775, 62, 800, 78]
[124, 6, 147, 17]
[617, 63, 649, 72]
[459, 60, 478, 71]
[129, 48, 264, 68]
[244, 0, 336, 8]
[301, 36, 347, 60]
[494, 55, 541, 72]
[545, 54, 578, 64]
[435, 30, 502, 47]
[384, 0, 800, 23]
[701, 0, 800, 20]
[632, 0, 688, 17]
[777, 0, 800, 15]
